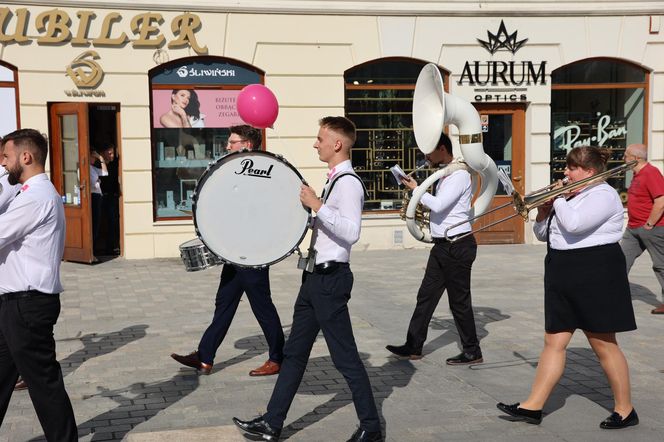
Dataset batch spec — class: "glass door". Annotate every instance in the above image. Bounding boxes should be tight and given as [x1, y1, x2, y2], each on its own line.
[473, 103, 526, 244]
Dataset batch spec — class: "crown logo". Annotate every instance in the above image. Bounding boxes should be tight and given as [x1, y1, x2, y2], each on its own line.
[477, 20, 528, 55]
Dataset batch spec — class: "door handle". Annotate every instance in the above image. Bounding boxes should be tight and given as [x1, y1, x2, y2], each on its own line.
[513, 175, 522, 182]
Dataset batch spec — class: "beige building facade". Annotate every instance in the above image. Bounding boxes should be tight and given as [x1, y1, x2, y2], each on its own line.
[1, 1, 663, 259]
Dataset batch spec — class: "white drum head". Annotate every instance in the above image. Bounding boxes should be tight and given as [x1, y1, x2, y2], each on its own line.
[193, 151, 310, 267]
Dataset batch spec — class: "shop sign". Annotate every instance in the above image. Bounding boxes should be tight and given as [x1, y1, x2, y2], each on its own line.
[457, 20, 547, 103]
[0, 7, 207, 54]
[553, 114, 627, 152]
[152, 60, 261, 85]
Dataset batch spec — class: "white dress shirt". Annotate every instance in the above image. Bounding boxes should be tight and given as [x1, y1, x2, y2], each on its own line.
[314, 160, 364, 264]
[0, 165, 21, 213]
[421, 169, 473, 238]
[90, 164, 108, 195]
[0, 173, 65, 294]
[533, 182, 624, 250]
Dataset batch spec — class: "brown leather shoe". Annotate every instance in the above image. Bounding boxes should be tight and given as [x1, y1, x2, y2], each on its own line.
[170, 351, 212, 375]
[651, 304, 664, 314]
[14, 377, 27, 390]
[249, 360, 280, 376]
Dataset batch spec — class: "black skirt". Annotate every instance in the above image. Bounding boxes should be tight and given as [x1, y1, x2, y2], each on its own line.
[544, 242, 637, 333]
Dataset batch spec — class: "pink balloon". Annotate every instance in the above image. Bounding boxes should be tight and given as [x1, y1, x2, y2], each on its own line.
[237, 84, 279, 129]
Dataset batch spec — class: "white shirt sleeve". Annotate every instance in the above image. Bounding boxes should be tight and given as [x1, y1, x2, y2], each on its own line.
[316, 176, 364, 245]
[420, 171, 467, 214]
[552, 189, 618, 234]
[0, 197, 50, 250]
[533, 218, 549, 242]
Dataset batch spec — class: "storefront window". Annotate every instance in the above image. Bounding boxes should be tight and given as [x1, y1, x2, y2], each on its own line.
[0, 61, 20, 136]
[149, 57, 263, 220]
[551, 58, 648, 201]
[344, 58, 449, 212]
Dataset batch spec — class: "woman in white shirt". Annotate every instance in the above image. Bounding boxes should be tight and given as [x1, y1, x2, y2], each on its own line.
[497, 146, 638, 430]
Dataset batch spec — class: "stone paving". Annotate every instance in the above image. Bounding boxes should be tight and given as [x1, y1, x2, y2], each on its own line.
[1, 244, 663, 441]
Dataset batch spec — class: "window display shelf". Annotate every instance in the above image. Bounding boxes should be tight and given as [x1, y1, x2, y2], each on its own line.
[157, 159, 212, 168]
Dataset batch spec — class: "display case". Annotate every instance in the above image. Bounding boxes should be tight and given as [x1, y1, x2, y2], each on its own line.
[153, 127, 230, 218]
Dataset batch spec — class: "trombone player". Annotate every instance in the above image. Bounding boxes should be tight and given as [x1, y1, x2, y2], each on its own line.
[386, 133, 484, 365]
[497, 146, 638, 429]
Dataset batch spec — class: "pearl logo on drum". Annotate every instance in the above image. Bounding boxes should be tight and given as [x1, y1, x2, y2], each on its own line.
[235, 159, 274, 178]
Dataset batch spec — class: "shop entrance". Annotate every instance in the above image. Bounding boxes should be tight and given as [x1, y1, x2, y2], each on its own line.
[472, 103, 526, 244]
[48, 102, 122, 263]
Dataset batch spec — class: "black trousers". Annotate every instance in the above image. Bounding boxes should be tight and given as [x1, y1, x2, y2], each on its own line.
[406, 235, 480, 354]
[91, 193, 103, 248]
[264, 265, 380, 432]
[0, 293, 77, 441]
[198, 265, 284, 365]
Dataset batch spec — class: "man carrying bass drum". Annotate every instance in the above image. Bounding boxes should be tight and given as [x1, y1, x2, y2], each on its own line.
[171, 125, 285, 377]
[386, 132, 484, 365]
[497, 146, 638, 429]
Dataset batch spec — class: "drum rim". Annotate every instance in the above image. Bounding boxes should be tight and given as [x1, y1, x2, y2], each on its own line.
[192, 149, 312, 268]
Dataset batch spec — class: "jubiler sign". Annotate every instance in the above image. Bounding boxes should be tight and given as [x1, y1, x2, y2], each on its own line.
[457, 20, 547, 102]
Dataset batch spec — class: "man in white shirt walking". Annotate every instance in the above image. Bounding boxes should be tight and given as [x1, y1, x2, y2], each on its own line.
[0, 137, 27, 392]
[386, 133, 483, 365]
[0, 129, 77, 441]
[233, 117, 382, 442]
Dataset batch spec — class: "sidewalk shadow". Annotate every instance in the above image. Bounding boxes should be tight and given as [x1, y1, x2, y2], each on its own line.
[49, 371, 200, 442]
[424, 306, 510, 356]
[630, 283, 661, 308]
[58, 325, 149, 378]
[279, 354, 416, 440]
[513, 347, 613, 416]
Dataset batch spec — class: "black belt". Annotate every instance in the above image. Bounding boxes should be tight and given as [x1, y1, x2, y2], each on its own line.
[0, 290, 51, 301]
[313, 261, 349, 275]
[432, 233, 469, 243]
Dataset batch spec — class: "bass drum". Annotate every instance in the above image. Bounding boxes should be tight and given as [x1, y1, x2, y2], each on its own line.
[193, 150, 311, 268]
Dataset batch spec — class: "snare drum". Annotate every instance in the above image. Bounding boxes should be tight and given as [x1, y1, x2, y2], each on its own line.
[179, 238, 222, 272]
[193, 150, 311, 268]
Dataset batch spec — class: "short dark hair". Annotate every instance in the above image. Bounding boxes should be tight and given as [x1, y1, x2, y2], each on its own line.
[1, 129, 48, 166]
[437, 132, 453, 155]
[319, 116, 356, 146]
[566, 146, 610, 174]
[229, 125, 262, 150]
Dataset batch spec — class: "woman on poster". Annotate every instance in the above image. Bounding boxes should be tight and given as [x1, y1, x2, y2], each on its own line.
[159, 89, 205, 128]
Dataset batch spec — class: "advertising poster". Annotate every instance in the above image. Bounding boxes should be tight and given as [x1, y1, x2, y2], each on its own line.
[152, 89, 244, 129]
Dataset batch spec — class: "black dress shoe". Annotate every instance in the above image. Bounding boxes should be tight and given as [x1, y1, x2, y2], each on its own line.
[600, 408, 639, 429]
[385, 344, 422, 360]
[496, 402, 542, 424]
[446, 351, 483, 365]
[170, 351, 212, 374]
[233, 416, 281, 441]
[347, 427, 383, 442]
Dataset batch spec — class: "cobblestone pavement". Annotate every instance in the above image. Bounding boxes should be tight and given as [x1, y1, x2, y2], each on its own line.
[2, 244, 663, 441]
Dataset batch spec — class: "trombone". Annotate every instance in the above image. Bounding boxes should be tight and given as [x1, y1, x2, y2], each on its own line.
[444, 160, 637, 241]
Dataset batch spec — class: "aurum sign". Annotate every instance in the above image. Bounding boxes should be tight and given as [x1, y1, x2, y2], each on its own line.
[457, 20, 547, 102]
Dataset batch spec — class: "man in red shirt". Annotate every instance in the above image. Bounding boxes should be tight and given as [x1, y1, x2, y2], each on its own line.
[621, 143, 664, 314]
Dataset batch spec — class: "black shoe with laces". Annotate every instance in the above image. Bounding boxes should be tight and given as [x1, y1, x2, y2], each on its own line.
[446, 351, 483, 365]
[496, 402, 542, 424]
[346, 427, 383, 442]
[600, 408, 639, 429]
[233, 416, 281, 441]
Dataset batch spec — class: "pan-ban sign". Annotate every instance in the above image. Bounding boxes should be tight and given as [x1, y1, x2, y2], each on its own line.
[458, 20, 547, 103]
